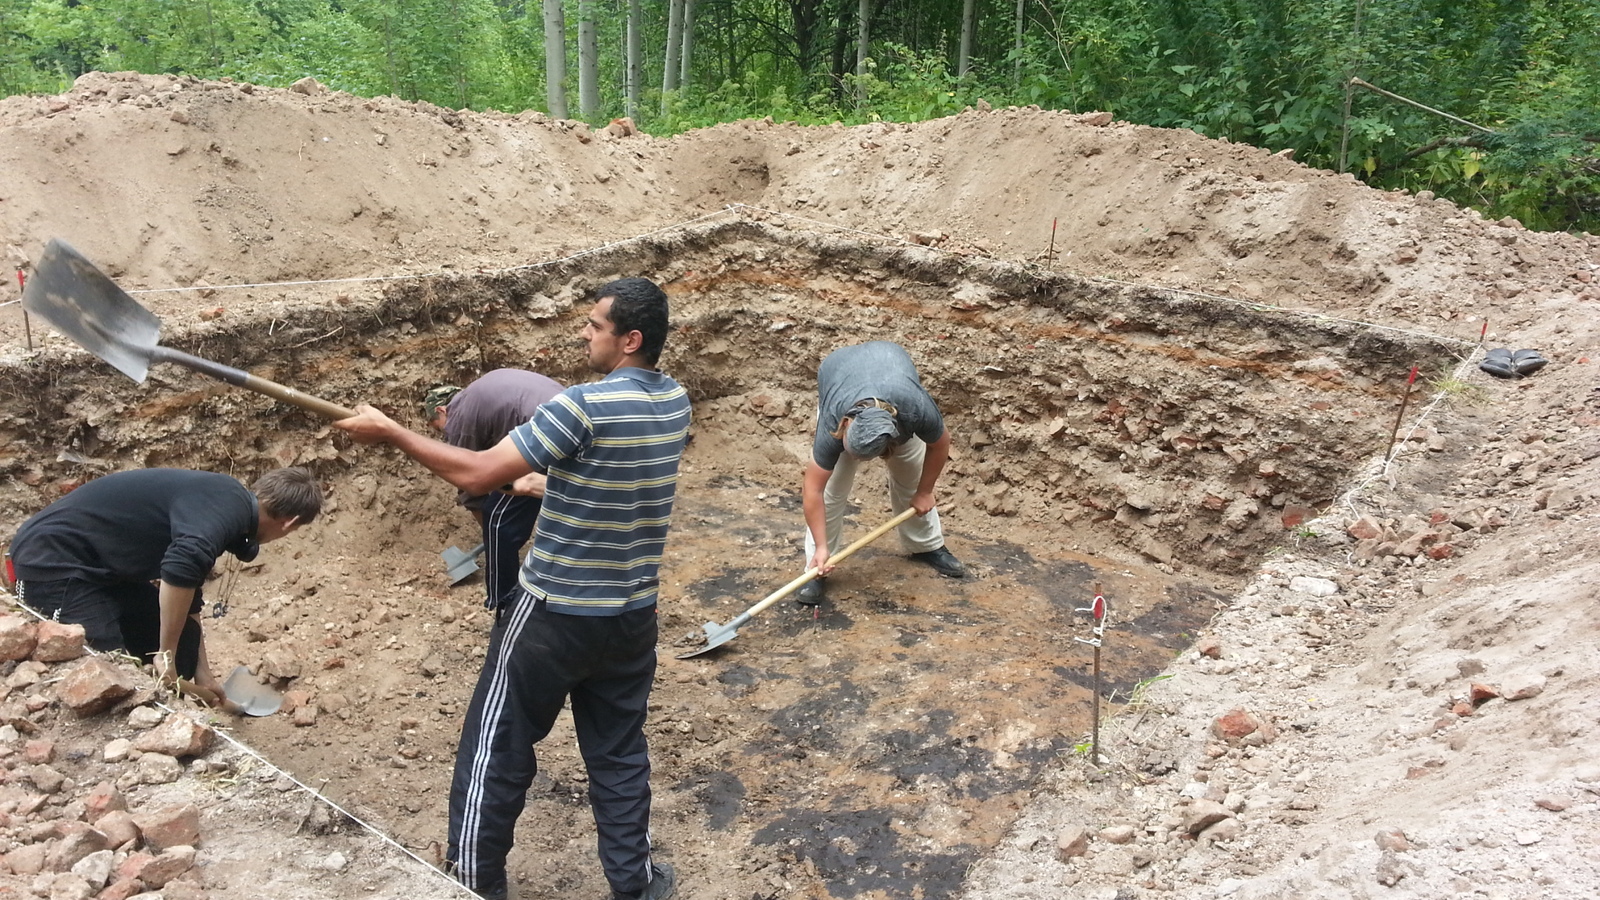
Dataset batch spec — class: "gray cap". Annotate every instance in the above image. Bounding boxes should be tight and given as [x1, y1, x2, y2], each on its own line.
[845, 406, 899, 458]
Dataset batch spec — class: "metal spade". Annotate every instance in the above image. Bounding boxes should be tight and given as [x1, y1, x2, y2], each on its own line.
[677, 508, 917, 658]
[223, 665, 285, 717]
[21, 238, 355, 419]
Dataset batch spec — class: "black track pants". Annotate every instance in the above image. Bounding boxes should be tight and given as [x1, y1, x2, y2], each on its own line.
[447, 593, 659, 898]
[479, 491, 541, 611]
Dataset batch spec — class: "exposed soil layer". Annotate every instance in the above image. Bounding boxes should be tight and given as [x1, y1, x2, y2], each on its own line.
[1, 72, 1599, 900]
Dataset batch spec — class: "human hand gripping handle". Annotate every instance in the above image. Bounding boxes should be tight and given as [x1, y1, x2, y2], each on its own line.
[756, 508, 919, 620]
[332, 404, 402, 444]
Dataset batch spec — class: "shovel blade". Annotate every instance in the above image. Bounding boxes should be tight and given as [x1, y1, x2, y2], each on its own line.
[441, 543, 485, 584]
[222, 665, 284, 717]
[675, 620, 740, 659]
[22, 239, 160, 382]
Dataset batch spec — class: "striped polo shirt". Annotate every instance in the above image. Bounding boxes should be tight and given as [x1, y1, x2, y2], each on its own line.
[508, 366, 692, 615]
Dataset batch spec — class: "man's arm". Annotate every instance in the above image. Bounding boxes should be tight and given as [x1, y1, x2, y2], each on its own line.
[155, 581, 195, 682]
[911, 428, 953, 516]
[802, 460, 835, 574]
[335, 404, 533, 496]
[188, 625, 242, 713]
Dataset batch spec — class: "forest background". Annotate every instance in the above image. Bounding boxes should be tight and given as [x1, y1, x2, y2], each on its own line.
[0, 0, 1595, 233]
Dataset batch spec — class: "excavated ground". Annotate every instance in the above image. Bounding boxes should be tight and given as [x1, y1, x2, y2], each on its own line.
[2, 72, 1598, 900]
[1, 223, 1464, 898]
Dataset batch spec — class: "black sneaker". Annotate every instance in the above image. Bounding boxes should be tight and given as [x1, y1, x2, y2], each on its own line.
[795, 577, 826, 607]
[909, 546, 967, 578]
[612, 862, 676, 900]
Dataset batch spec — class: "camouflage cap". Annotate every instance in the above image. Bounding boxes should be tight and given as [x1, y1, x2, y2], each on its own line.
[422, 385, 462, 420]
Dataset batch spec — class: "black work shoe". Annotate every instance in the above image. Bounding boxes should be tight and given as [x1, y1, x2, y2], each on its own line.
[612, 862, 676, 900]
[1479, 347, 1517, 378]
[1512, 348, 1548, 376]
[910, 546, 967, 578]
[795, 578, 826, 607]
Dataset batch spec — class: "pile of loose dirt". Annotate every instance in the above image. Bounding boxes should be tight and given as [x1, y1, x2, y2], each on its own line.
[1, 71, 1598, 899]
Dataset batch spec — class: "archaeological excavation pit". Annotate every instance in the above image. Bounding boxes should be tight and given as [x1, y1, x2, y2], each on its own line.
[0, 219, 1466, 899]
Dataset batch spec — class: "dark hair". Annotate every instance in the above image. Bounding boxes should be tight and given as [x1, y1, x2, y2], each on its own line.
[597, 277, 669, 366]
[252, 467, 323, 523]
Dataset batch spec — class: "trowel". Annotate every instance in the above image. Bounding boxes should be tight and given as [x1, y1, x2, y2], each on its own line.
[223, 665, 285, 716]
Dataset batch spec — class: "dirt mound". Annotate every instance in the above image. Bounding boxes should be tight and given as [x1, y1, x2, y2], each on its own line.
[2, 72, 1599, 899]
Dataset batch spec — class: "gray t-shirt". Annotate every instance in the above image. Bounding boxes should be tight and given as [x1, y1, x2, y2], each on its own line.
[443, 368, 564, 508]
[812, 342, 944, 470]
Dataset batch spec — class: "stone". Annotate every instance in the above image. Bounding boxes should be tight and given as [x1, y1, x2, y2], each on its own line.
[0, 614, 39, 661]
[1534, 795, 1570, 812]
[29, 764, 66, 794]
[132, 805, 201, 852]
[136, 752, 183, 785]
[1056, 825, 1090, 859]
[94, 810, 139, 849]
[1183, 799, 1233, 835]
[31, 621, 87, 662]
[103, 739, 133, 762]
[1211, 708, 1277, 745]
[1198, 817, 1242, 844]
[126, 706, 164, 730]
[97, 878, 145, 900]
[44, 823, 109, 872]
[1288, 576, 1339, 597]
[1375, 828, 1410, 851]
[133, 713, 215, 758]
[56, 658, 138, 716]
[138, 845, 197, 888]
[69, 849, 113, 889]
[24, 738, 55, 764]
[44, 872, 94, 900]
[83, 783, 127, 822]
[4, 843, 48, 876]
[1099, 824, 1137, 844]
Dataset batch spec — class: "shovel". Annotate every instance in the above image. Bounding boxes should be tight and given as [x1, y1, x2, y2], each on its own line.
[222, 665, 285, 716]
[21, 238, 355, 420]
[678, 507, 917, 659]
[442, 542, 486, 584]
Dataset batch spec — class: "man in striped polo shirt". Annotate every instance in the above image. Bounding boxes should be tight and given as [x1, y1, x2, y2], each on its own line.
[335, 277, 690, 900]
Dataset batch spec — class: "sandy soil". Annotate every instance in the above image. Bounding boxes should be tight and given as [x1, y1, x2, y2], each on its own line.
[1, 71, 1598, 900]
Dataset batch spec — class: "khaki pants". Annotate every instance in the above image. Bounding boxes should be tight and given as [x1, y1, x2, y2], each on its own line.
[804, 436, 945, 565]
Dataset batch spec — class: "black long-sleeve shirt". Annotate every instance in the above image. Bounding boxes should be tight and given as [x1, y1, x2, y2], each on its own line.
[10, 468, 260, 588]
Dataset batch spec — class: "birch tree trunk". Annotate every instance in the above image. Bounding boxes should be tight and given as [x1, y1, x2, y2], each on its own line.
[678, 0, 698, 89]
[542, 0, 568, 119]
[856, 0, 871, 78]
[625, 0, 642, 119]
[958, 0, 975, 77]
[578, 0, 599, 116]
[663, 0, 684, 102]
[1014, 0, 1024, 84]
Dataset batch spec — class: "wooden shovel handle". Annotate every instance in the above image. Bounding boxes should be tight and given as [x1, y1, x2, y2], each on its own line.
[153, 346, 356, 420]
[737, 507, 919, 624]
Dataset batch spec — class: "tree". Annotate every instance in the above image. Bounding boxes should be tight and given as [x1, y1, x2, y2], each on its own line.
[957, 0, 974, 77]
[663, 0, 684, 102]
[625, 0, 643, 118]
[542, 0, 567, 118]
[679, 0, 699, 90]
[578, 0, 599, 116]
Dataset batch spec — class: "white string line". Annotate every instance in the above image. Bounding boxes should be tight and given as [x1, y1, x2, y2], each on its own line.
[4, 597, 474, 898]
[1337, 346, 1486, 522]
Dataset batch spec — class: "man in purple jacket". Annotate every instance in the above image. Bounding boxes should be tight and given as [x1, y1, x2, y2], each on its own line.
[424, 368, 564, 612]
